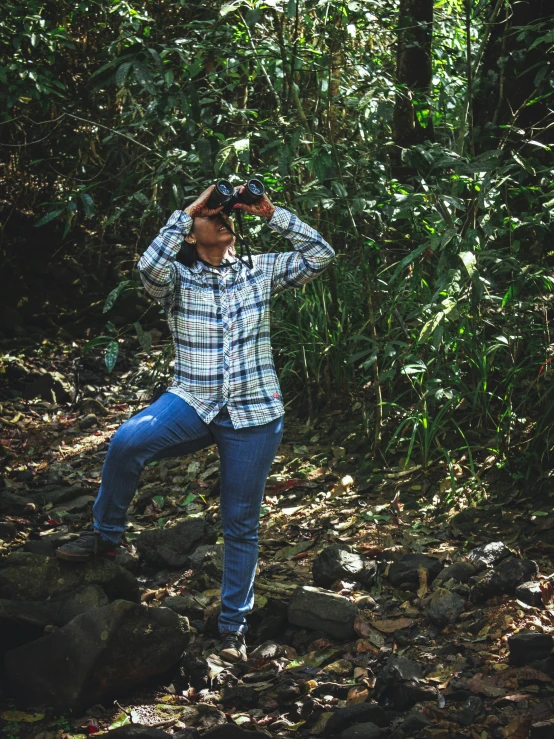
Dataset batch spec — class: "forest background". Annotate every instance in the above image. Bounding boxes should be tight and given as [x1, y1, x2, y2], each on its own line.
[1, 0, 553, 491]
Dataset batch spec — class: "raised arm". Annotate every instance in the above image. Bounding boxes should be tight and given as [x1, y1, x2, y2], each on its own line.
[232, 186, 335, 294]
[137, 184, 223, 304]
[264, 207, 335, 294]
[137, 210, 193, 303]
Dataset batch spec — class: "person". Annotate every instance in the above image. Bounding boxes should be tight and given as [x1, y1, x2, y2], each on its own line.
[56, 183, 335, 662]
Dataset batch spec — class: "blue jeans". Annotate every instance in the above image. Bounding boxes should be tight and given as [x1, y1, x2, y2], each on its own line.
[92, 392, 283, 634]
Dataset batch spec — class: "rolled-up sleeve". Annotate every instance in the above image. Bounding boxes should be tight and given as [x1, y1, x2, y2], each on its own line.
[137, 210, 193, 302]
[264, 207, 335, 295]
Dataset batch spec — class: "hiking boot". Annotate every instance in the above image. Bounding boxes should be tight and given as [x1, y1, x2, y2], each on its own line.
[56, 531, 117, 562]
[220, 631, 247, 663]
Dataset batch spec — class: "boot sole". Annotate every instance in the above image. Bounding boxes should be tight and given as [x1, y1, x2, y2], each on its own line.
[55, 549, 116, 562]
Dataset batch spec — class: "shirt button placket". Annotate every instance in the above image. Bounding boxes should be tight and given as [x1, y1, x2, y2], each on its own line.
[220, 272, 230, 403]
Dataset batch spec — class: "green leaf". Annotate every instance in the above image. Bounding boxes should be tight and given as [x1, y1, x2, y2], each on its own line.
[104, 280, 132, 313]
[79, 193, 95, 218]
[179, 492, 197, 506]
[132, 61, 156, 94]
[459, 251, 476, 276]
[152, 495, 165, 509]
[287, 0, 297, 18]
[196, 137, 213, 174]
[108, 712, 131, 731]
[286, 647, 339, 670]
[116, 61, 133, 88]
[34, 208, 65, 227]
[134, 321, 152, 352]
[104, 340, 119, 373]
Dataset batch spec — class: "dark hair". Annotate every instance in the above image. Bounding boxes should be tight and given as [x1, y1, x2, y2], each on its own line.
[175, 197, 197, 267]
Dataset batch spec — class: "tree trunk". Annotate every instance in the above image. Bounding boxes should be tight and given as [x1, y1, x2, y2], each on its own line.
[392, 0, 434, 148]
[473, 0, 554, 149]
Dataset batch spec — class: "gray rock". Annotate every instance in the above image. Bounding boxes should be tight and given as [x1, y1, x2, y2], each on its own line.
[163, 595, 206, 621]
[515, 580, 544, 607]
[288, 586, 359, 640]
[313, 545, 377, 588]
[79, 398, 109, 417]
[0, 491, 33, 516]
[136, 518, 217, 568]
[374, 656, 436, 711]
[323, 704, 388, 737]
[399, 712, 432, 733]
[467, 541, 511, 572]
[50, 495, 96, 517]
[188, 544, 224, 587]
[107, 728, 171, 739]
[0, 585, 108, 631]
[153, 704, 226, 731]
[427, 588, 466, 627]
[0, 551, 139, 603]
[340, 724, 385, 739]
[5, 601, 189, 710]
[115, 547, 141, 574]
[79, 414, 99, 430]
[531, 719, 554, 739]
[203, 726, 266, 739]
[508, 631, 554, 666]
[456, 695, 483, 726]
[34, 484, 94, 507]
[434, 561, 475, 586]
[470, 558, 539, 603]
[388, 554, 443, 588]
[0, 522, 17, 541]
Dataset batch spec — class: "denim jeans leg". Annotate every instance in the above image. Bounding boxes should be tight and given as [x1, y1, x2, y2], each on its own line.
[92, 393, 213, 544]
[212, 410, 284, 633]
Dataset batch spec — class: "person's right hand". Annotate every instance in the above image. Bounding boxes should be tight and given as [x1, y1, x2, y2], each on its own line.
[184, 184, 225, 218]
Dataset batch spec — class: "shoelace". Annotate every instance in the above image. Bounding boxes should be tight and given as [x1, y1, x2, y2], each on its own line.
[222, 632, 244, 649]
[77, 531, 100, 552]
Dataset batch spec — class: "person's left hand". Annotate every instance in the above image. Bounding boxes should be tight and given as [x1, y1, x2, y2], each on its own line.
[233, 184, 276, 219]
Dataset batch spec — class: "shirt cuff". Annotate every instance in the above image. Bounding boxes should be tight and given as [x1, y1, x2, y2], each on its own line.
[267, 206, 292, 231]
[165, 210, 193, 232]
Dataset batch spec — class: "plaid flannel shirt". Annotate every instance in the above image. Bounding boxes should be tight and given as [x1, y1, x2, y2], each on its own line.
[137, 206, 335, 428]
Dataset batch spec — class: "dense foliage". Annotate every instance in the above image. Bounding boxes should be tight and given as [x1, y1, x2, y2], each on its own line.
[1, 0, 553, 482]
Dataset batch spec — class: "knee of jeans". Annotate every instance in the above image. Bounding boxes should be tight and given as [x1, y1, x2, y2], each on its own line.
[223, 512, 258, 542]
[108, 420, 143, 457]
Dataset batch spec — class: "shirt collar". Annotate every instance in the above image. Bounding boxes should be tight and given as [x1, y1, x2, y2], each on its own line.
[190, 258, 242, 274]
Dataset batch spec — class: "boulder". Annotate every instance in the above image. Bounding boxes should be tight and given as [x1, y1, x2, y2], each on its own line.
[374, 656, 436, 711]
[388, 554, 443, 588]
[5, 601, 189, 710]
[79, 398, 109, 417]
[0, 522, 17, 541]
[0, 491, 33, 516]
[288, 586, 359, 640]
[467, 542, 511, 572]
[427, 588, 466, 628]
[515, 580, 544, 608]
[107, 728, 171, 739]
[470, 558, 539, 603]
[433, 562, 475, 586]
[136, 518, 217, 568]
[203, 726, 267, 739]
[34, 484, 95, 507]
[0, 551, 139, 603]
[163, 595, 206, 621]
[340, 725, 385, 739]
[188, 544, 224, 588]
[508, 631, 554, 666]
[312, 546, 377, 588]
[153, 704, 226, 731]
[323, 704, 388, 738]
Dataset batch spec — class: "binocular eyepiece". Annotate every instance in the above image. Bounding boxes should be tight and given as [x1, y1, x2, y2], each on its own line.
[207, 178, 265, 215]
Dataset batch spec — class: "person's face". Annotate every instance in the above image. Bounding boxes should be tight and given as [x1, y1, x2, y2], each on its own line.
[186, 212, 235, 250]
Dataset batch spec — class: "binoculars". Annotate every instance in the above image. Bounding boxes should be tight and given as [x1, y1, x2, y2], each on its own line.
[206, 178, 265, 215]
